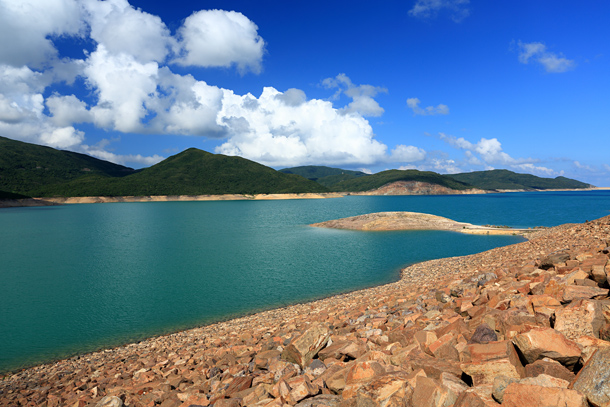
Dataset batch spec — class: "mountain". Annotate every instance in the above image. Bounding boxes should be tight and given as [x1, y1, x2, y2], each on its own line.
[0, 136, 135, 195]
[0, 139, 327, 197]
[280, 165, 367, 188]
[39, 148, 327, 197]
[326, 169, 474, 192]
[448, 169, 592, 191]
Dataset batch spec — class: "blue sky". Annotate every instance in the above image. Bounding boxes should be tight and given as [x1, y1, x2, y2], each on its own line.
[1, 0, 609, 186]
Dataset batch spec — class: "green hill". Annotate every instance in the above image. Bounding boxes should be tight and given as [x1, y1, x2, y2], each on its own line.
[328, 169, 474, 192]
[0, 137, 328, 197]
[448, 169, 591, 191]
[0, 136, 134, 195]
[280, 166, 367, 188]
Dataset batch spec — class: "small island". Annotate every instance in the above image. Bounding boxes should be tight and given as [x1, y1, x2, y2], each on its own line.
[310, 211, 536, 236]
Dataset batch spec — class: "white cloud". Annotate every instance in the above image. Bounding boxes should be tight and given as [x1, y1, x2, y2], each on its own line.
[438, 133, 564, 177]
[407, 97, 449, 116]
[0, 0, 84, 68]
[81, 143, 164, 167]
[215, 87, 389, 167]
[390, 145, 426, 162]
[174, 9, 265, 74]
[46, 94, 92, 126]
[40, 126, 85, 149]
[513, 163, 562, 177]
[409, 0, 470, 22]
[84, 45, 159, 133]
[82, 0, 173, 63]
[323, 74, 387, 117]
[517, 41, 575, 73]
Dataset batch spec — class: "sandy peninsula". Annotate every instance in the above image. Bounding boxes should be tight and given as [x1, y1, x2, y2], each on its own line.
[310, 211, 537, 237]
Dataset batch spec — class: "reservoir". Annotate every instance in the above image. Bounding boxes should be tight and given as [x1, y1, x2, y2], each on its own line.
[1, 191, 609, 373]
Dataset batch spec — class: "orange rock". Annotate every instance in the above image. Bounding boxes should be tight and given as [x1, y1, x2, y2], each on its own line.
[460, 341, 524, 385]
[555, 299, 605, 340]
[512, 328, 581, 368]
[502, 383, 587, 407]
[281, 324, 330, 368]
[345, 361, 385, 384]
[410, 376, 455, 407]
[571, 347, 610, 407]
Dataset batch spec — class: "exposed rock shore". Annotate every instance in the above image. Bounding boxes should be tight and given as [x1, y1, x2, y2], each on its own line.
[2, 216, 610, 407]
[348, 181, 487, 196]
[0, 193, 344, 208]
[310, 212, 535, 237]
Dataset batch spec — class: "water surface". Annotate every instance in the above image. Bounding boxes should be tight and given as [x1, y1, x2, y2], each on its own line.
[1, 191, 609, 372]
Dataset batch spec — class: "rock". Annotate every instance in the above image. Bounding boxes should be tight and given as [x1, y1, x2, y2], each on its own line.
[512, 328, 581, 368]
[294, 394, 341, 407]
[345, 361, 385, 384]
[571, 347, 610, 407]
[555, 299, 605, 339]
[346, 373, 414, 407]
[492, 375, 519, 403]
[95, 396, 124, 407]
[427, 333, 459, 361]
[410, 376, 455, 407]
[460, 341, 524, 385]
[562, 286, 609, 303]
[453, 390, 498, 407]
[540, 252, 571, 269]
[524, 358, 575, 382]
[573, 335, 610, 364]
[519, 373, 569, 388]
[502, 383, 587, 407]
[468, 324, 497, 344]
[281, 324, 331, 368]
[214, 398, 242, 407]
[178, 395, 210, 407]
[286, 376, 319, 404]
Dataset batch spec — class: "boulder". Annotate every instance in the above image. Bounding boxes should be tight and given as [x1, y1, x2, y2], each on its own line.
[562, 286, 609, 303]
[571, 347, 610, 407]
[512, 328, 581, 368]
[410, 376, 455, 407]
[555, 299, 605, 339]
[468, 324, 497, 344]
[524, 358, 575, 382]
[502, 383, 587, 407]
[460, 341, 524, 385]
[95, 397, 124, 407]
[281, 324, 331, 368]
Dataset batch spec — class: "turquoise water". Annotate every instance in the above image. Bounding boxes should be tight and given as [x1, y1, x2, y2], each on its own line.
[1, 191, 609, 372]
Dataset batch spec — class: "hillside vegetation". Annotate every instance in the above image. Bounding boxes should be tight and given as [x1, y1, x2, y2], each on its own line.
[280, 166, 367, 188]
[0, 138, 327, 197]
[327, 169, 474, 192]
[448, 169, 591, 191]
[0, 136, 134, 195]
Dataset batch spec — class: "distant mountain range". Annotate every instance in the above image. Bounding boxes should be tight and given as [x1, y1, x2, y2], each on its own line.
[0, 136, 592, 199]
[0, 137, 325, 197]
[280, 166, 592, 192]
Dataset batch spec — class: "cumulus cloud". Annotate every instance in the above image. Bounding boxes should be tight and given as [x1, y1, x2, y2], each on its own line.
[409, 0, 470, 22]
[407, 98, 449, 116]
[517, 41, 575, 73]
[438, 133, 563, 177]
[215, 87, 389, 167]
[173, 9, 265, 74]
[0, 0, 84, 68]
[322, 74, 387, 117]
[390, 145, 426, 162]
[82, 0, 173, 63]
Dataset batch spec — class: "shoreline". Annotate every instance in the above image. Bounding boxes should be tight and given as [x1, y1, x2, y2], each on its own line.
[0, 187, 607, 208]
[1, 216, 609, 406]
[310, 211, 538, 237]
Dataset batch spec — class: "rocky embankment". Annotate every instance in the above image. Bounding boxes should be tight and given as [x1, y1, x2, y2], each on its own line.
[310, 212, 534, 236]
[2, 216, 610, 407]
[350, 181, 486, 196]
[0, 193, 343, 208]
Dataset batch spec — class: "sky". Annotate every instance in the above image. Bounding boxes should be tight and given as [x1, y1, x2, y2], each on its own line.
[0, 0, 609, 186]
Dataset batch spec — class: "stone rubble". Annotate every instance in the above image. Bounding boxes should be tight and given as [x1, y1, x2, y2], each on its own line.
[1, 215, 610, 407]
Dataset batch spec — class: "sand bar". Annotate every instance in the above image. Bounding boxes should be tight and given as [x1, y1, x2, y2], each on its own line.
[310, 211, 537, 236]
